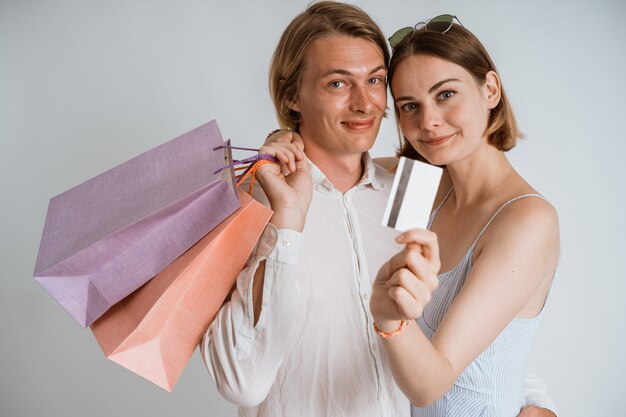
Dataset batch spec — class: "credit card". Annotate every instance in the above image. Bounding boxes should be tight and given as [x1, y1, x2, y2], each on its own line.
[382, 156, 443, 231]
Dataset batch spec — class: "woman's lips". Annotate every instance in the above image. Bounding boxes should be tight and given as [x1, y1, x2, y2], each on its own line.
[422, 132, 456, 146]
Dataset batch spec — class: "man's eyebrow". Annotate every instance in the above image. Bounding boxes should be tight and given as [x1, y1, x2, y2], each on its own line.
[370, 65, 387, 74]
[320, 65, 387, 78]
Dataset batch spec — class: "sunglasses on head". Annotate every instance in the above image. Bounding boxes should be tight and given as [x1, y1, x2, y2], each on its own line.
[388, 14, 463, 50]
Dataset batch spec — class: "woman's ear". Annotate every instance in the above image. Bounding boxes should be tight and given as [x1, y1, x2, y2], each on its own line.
[483, 70, 501, 109]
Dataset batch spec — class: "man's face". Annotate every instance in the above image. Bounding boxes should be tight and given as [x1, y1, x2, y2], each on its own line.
[290, 36, 387, 160]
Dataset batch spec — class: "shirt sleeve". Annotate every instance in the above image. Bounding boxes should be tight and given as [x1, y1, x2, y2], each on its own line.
[523, 372, 558, 415]
[200, 223, 303, 407]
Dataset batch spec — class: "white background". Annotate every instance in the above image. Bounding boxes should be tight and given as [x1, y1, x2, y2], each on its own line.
[1, 0, 624, 416]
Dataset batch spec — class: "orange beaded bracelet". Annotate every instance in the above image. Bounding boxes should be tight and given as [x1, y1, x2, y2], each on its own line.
[373, 320, 408, 339]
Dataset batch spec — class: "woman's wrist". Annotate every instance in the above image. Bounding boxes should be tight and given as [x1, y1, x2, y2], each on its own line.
[373, 319, 408, 339]
[371, 314, 404, 331]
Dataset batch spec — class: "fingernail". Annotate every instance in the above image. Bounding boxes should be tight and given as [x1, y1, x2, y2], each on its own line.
[395, 233, 405, 243]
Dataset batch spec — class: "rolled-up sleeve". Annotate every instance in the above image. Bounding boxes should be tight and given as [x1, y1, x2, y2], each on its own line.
[200, 223, 303, 407]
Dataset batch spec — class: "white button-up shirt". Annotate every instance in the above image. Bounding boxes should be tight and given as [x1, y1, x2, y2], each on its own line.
[202, 155, 408, 416]
[200, 154, 554, 417]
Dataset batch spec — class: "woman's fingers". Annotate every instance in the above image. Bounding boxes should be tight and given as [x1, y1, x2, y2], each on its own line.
[396, 229, 440, 263]
[386, 267, 434, 302]
[403, 244, 440, 290]
[387, 286, 421, 319]
[386, 267, 436, 319]
[372, 229, 442, 323]
[382, 229, 441, 296]
[386, 245, 439, 287]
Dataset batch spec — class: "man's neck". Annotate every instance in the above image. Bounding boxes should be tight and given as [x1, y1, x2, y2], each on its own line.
[306, 147, 365, 194]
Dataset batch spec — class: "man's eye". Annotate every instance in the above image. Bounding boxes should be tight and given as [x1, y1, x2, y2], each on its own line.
[368, 77, 383, 85]
[329, 81, 345, 89]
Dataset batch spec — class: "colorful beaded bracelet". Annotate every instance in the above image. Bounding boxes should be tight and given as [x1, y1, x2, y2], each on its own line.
[373, 320, 408, 339]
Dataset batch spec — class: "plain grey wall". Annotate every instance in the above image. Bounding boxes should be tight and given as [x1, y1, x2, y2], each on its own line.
[1, 0, 624, 416]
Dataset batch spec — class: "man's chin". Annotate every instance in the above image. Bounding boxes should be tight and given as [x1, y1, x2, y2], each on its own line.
[342, 143, 376, 157]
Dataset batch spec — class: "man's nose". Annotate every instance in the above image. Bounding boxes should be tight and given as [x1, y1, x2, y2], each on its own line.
[349, 85, 373, 113]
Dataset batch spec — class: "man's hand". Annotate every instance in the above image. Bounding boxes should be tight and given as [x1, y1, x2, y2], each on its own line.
[255, 129, 312, 232]
[517, 405, 557, 417]
[262, 129, 305, 175]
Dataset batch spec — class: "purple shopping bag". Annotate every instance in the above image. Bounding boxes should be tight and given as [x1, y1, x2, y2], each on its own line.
[34, 120, 240, 327]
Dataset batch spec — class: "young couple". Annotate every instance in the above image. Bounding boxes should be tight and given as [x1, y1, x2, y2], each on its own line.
[201, 2, 559, 416]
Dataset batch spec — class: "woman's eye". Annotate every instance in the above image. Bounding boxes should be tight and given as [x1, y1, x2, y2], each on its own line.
[438, 90, 456, 100]
[399, 102, 418, 112]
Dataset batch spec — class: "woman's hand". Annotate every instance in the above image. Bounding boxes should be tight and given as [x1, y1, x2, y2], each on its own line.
[254, 129, 312, 232]
[370, 229, 441, 332]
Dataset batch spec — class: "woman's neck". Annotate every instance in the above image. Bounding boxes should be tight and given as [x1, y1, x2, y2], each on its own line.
[446, 146, 516, 208]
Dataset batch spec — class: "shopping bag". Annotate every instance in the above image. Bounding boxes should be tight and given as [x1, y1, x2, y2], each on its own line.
[90, 189, 272, 391]
[34, 120, 240, 327]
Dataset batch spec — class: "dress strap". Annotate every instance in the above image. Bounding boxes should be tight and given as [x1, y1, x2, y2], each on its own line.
[427, 187, 454, 229]
[469, 194, 546, 250]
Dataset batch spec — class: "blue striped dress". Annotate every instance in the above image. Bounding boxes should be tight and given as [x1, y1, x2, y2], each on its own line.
[412, 191, 547, 417]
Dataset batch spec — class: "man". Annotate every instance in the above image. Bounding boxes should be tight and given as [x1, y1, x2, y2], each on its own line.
[201, 2, 556, 416]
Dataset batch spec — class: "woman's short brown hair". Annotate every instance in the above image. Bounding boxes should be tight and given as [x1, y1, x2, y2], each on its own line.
[389, 23, 522, 161]
[269, 1, 389, 131]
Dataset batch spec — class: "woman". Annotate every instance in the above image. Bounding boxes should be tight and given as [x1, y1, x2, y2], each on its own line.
[369, 15, 560, 416]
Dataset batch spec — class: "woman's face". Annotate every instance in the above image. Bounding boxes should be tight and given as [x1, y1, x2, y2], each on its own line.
[390, 54, 500, 166]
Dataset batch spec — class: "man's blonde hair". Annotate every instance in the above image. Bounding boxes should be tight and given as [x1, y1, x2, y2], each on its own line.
[269, 1, 389, 131]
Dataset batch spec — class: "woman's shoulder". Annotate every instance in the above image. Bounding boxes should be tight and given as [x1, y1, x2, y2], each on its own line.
[505, 178, 557, 217]
[503, 193, 557, 223]
[486, 190, 559, 246]
[492, 174, 558, 225]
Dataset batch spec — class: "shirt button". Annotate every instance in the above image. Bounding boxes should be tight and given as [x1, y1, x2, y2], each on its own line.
[371, 343, 377, 351]
[380, 395, 387, 402]
[282, 239, 291, 247]
[362, 292, 369, 300]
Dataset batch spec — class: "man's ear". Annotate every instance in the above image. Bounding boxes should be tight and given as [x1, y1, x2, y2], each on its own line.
[280, 79, 300, 112]
[288, 95, 300, 112]
[483, 70, 501, 109]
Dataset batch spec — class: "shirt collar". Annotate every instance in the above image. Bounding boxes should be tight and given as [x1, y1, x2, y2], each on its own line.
[308, 152, 384, 192]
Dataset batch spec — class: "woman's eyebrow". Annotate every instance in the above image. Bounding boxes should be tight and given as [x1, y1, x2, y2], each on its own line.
[395, 78, 462, 102]
[429, 78, 460, 93]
